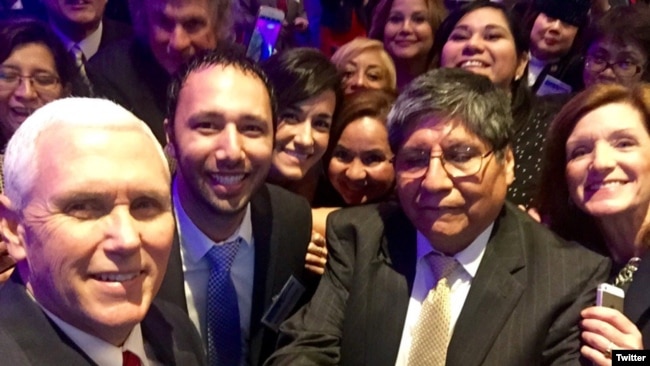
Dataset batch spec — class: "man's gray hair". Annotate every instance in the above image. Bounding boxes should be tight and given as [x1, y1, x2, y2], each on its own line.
[128, 0, 233, 42]
[387, 68, 514, 159]
[3, 97, 169, 210]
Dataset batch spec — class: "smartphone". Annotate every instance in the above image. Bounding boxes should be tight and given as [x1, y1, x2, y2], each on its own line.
[246, 6, 285, 62]
[596, 283, 625, 312]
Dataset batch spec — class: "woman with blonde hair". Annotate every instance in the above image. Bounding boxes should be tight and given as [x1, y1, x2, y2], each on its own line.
[369, 0, 446, 90]
[331, 37, 397, 95]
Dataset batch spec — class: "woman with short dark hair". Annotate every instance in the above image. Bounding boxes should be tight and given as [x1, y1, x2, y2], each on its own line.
[261, 48, 342, 205]
[522, 0, 590, 95]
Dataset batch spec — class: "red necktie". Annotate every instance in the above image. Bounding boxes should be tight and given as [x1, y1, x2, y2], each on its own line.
[122, 351, 142, 366]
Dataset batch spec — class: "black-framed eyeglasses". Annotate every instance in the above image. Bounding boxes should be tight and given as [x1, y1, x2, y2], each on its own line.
[584, 55, 643, 78]
[0, 67, 61, 92]
[393, 148, 493, 179]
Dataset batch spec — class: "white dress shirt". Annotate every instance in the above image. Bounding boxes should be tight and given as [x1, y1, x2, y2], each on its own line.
[52, 21, 103, 60]
[528, 54, 547, 87]
[38, 302, 158, 366]
[173, 180, 255, 366]
[394, 224, 492, 366]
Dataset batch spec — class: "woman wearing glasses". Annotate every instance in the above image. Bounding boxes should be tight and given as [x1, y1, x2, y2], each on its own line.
[0, 17, 75, 149]
[0, 17, 74, 285]
[582, 5, 650, 89]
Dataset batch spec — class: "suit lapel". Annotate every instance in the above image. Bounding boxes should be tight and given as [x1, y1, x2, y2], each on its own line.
[142, 303, 199, 365]
[248, 186, 273, 366]
[365, 205, 417, 365]
[447, 206, 526, 366]
[158, 230, 188, 312]
[0, 275, 98, 365]
[624, 251, 650, 327]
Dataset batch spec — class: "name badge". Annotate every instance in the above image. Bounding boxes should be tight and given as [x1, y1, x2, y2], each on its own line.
[261, 275, 306, 331]
[536, 74, 572, 96]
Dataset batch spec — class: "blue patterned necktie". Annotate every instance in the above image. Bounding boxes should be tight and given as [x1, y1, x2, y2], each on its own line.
[205, 238, 242, 366]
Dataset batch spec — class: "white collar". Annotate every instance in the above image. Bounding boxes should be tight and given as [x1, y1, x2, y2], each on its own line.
[36, 297, 149, 366]
[52, 20, 103, 60]
[416, 222, 493, 278]
[172, 177, 254, 265]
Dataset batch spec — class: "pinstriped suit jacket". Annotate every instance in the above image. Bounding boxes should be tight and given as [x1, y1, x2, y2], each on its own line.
[268, 201, 611, 366]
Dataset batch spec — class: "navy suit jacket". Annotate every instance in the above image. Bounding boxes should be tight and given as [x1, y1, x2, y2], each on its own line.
[86, 37, 168, 144]
[269, 201, 610, 366]
[156, 183, 318, 366]
[0, 273, 206, 365]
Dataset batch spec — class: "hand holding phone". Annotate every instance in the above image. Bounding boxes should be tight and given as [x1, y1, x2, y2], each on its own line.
[246, 6, 285, 62]
[596, 283, 625, 312]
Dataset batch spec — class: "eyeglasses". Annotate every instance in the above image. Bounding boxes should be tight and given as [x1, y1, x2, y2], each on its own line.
[584, 55, 643, 78]
[0, 68, 61, 92]
[393, 147, 493, 179]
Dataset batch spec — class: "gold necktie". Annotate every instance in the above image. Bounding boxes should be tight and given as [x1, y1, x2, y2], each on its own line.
[407, 254, 458, 366]
[71, 45, 87, 79]
[70, 44, 93, 95]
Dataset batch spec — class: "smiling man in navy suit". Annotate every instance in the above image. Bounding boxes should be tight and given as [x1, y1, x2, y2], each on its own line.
[157, 47, 317, 366]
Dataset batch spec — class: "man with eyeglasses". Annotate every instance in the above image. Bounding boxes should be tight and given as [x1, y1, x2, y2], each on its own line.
[267, 68, 610, 366]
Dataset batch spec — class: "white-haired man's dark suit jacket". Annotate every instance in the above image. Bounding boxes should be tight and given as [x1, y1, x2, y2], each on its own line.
[268, 201, 610, 366]
[0, 273, 206, 365]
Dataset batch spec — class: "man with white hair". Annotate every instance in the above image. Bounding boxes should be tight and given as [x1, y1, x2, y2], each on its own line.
[87, 0, 233, 144]
[0, 97, 206, 365]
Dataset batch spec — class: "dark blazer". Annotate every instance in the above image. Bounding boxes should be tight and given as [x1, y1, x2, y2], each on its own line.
[96, 18, 133, 52]
[86, 37, 169, 144]
[0, 273, 207, 366]
[624, 250, 650, 349]
[531, 54, 585, 96]
[69, 18, 132, 97]
[268, 201, 611, 366]
[157, 183, 318, 366]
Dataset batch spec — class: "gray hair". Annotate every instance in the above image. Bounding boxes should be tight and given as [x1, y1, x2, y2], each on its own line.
[3, 97, 169, 210]
[128, 0, 233, 42]
[387, 68, 514, 159]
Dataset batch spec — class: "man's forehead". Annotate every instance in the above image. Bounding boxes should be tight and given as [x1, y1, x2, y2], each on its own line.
[404, 115, 479, 141]
[183, 65, 268, 99]
[150, 0, 212, 15]
[38, 124, 143, 146]
[32, 126, 168, 189]
[176, 66, 272, 122]
[34, 125, 157, 167]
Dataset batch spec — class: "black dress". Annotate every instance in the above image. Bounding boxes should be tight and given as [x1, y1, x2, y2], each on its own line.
[507, 94, 570, 207]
